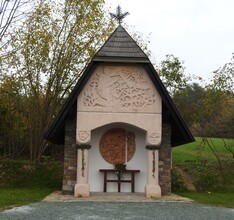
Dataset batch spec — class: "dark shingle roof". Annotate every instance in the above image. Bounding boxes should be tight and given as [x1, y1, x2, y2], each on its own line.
[44, 25, 194, 147]
[94, 25, 149, 63]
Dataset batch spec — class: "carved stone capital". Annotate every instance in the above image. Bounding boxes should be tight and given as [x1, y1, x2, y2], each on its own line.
[77, 130, 90, 144]
[146, 131, 161, 146]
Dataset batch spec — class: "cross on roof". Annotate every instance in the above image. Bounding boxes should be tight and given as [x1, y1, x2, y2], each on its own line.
[110, 5, 129, 25]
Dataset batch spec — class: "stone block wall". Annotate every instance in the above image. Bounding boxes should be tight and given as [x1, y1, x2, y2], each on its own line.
[159, 120, 172, 195]
[62, 118, 77, 193]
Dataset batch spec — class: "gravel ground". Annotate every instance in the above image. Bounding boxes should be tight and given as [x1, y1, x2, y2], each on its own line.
[0, 202, 233, 220]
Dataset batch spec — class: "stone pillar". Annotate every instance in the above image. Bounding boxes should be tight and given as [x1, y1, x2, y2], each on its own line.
[74, 130, 91, 197]
[145, 146, 161, 198]
[74, 147, 90, 197]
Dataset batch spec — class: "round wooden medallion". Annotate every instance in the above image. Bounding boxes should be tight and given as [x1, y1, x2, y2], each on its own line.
[99, 128, 136, 164]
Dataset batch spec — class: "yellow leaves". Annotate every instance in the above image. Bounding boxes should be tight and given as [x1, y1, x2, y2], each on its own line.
[3, 0, 114, 102]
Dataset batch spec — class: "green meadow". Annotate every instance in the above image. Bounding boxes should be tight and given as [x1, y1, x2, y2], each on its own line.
[172, 137, 234, 207]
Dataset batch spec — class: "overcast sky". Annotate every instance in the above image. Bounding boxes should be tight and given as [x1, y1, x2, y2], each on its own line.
[105, 0, 234, 82]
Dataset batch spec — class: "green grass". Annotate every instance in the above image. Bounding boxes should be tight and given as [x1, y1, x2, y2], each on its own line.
[173, 137, 234, 165]
[0, 160, 63, 188]
[0, 187, 53, 211]
[172, 137, 234, 207]
[177, 192, 234, 208]
[0, 159, 63, 210]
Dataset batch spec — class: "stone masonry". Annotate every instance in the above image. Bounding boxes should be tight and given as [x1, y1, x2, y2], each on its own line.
[159, 118, 172, 195]
[62, 118, 77, 193]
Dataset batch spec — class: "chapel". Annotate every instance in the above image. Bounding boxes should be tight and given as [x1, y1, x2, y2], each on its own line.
[45, 9, 194, 198]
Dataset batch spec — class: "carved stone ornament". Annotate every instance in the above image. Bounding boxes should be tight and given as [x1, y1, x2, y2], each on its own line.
[99, 128, 136, 164]
[77, 130, 90, 144]
[147, 131, 161, 145]
[79, 65, 160, 113]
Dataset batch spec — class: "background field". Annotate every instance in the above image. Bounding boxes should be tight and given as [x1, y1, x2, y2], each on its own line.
[172, 137, 234, 207]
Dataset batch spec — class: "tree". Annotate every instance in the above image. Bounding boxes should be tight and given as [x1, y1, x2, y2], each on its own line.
[173, 52, 234, 139]
[174, 84, 234, 168]
[1, 0, 114, 161]
[173, 83, 204, 128]
[173, 83, 233, 138]
[208, 53, 234, 161]
[0, 76, 28, 158]
[156, 54, 191, 95]
[0, 0, 33, 46]
[211, 53, 234, 93]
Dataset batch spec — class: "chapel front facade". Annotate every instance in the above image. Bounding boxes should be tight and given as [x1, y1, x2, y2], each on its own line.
[45, 25, 194, 198]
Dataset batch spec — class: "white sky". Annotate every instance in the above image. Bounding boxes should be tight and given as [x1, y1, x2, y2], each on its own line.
[105, 0, 234, 82]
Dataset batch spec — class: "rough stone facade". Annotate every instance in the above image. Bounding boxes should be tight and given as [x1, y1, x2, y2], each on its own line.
[159, 117, 172, 195]
[62, 118, 77, 193]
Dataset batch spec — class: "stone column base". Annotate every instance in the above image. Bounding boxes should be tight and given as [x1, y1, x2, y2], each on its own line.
[145, 184, 161, 198]
[74, 184, 90, 197]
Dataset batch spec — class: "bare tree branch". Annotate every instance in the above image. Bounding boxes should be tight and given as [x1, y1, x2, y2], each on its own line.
[0, 0, 33, 46]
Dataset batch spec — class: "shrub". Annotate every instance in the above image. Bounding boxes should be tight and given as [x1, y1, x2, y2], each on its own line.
[171, 169, 187, 192]
[194, 165, 217, 192]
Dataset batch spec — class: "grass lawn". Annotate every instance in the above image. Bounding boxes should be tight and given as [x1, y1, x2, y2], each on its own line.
[172, 137, 234, 208]
[173, 137, 234, 165]
[0, 160, 63, 211]
[0, 187, 53, 211]
[177, 192, 234, 208]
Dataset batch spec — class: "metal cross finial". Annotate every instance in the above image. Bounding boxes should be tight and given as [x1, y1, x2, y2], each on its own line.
[110, 5, 129, 25]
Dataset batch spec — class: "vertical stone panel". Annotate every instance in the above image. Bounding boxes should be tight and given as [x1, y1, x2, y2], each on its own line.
[159, 120, 172, 195]
[62, 118, 77, 193]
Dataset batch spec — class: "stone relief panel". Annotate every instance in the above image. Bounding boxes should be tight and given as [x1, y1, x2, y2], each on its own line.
[99, 128, 136, 165]
[78, 65, 161, 113]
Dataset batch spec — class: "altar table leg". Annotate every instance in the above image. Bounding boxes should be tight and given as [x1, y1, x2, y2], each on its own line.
[103, 171, 107, 192]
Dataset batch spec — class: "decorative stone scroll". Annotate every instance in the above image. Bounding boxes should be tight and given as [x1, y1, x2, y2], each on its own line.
[78, 65, 161, 113]
[99, 128, 136, 164]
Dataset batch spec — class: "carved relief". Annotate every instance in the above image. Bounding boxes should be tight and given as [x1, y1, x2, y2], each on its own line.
[77, 130, 90, 144]
[147, 131, 161, 145]
[79, 65, 160, 113]
[99, 128, 136, 164]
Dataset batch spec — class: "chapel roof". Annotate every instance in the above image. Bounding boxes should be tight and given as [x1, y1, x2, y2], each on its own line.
[93, 25, 149, 63]
[44, 25, 194, 147]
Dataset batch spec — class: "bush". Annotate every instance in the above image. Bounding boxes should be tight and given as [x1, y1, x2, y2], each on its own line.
[171, 169, 187, 192]
[194, 165, 217, 192]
